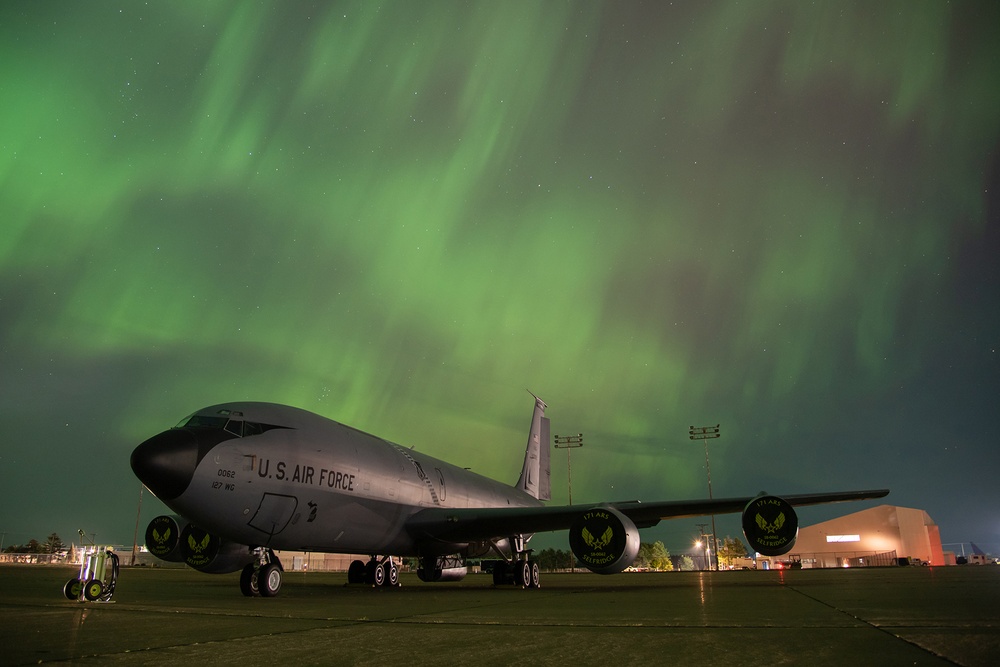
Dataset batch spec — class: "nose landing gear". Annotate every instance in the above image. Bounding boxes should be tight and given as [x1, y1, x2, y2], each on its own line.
[240, 548, 283, 597]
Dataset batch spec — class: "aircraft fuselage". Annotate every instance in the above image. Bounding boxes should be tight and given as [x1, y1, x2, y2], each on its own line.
[132, 402, 541, 557]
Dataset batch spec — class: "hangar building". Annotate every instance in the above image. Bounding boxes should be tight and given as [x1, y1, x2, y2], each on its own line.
[787, 504, 945, 568]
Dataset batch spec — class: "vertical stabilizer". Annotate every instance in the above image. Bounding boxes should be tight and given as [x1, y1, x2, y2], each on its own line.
[516, 394, 551, 500]
[539, 416, 551, 501]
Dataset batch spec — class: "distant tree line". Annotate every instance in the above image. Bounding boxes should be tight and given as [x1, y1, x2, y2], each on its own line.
[3, 533, 65, 554]
[534, 548, 576, 571]
[534, 541, 679, 572]
[636, 541, 673, 570]
[716, 536, 748, 568]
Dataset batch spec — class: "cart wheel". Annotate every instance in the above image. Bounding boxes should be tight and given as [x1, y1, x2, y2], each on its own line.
[63, 578, 82, 600]
[83, 579, 104, 601]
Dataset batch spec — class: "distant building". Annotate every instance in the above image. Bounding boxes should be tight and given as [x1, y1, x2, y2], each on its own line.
[272, 551, 376, 572]
[784, 505, 944, 568]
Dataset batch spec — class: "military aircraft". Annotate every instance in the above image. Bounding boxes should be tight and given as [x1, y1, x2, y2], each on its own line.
[130, 395, 887, 596]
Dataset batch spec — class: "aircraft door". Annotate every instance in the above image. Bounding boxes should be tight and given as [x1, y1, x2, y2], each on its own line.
[249, 493, 298, 538]
[435, 468, 447, 502]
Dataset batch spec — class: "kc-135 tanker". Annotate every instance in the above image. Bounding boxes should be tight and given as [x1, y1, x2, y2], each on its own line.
[130, 395, 887, 596]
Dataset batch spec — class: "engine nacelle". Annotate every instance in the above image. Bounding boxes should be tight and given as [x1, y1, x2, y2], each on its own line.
[741, 495, 799, 556]
[569, 506, 640, 574]
[178, 523, 255, 574]
[144, 515, 189, 563]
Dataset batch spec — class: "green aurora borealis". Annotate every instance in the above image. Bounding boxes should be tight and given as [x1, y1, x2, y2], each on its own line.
[2, 1, 998, 553]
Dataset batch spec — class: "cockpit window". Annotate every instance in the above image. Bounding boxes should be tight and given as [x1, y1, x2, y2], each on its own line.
[176, 413, 286, 437]
[179, 415, 229, 429]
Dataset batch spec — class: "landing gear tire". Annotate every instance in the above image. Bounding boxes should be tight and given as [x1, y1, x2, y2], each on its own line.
[373, 562, 386, 587]
[347, 559, 366, 584]
[259, 563, 282, 597]
[83, 579, 104, 601]
[529, 561, 541, 588]
[387, 562, 399, 587]
[63, 578, 82, 600]
[492, 561, 508, 586]
[516, 561, 532, 588]
[240, 564, 260, 597]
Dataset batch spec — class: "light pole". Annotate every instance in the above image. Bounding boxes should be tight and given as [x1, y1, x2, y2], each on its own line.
[553, 433, 583, 506]
[695, 523, 709, 571]
[131, 483, 144, 566]
[690, 424, 720, 570]
[554, 433, 583, 573]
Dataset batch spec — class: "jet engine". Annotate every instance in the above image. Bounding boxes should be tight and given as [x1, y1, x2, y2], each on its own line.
[144, 515, 254, 573]
[741, 495, 799, 556]
[144, 515, 189, 563]
[569, 506, 640, 574]
[178, 523, 255, 573]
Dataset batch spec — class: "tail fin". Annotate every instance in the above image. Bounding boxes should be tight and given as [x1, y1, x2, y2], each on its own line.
[516, 393, 551, 500]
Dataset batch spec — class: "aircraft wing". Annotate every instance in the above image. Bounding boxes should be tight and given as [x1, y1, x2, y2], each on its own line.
[405, 489, 889, 544]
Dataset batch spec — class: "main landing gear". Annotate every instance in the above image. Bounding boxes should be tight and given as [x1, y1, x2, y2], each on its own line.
[491, 534, 541, 588]
[347, 556, 400, 587]
[491, 558, 541, 588]
[240, 548, 283, 597]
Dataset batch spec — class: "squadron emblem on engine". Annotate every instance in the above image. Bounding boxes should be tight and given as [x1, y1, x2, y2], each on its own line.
[144, 515, 182, 557]
[742, 496, 798, 556]
[755, 511, 785, 534]
[569, 508, 629, 570]
[180, 525, 220, 568]
[188, 532, 211, 553]
[582, 526, 614, 550]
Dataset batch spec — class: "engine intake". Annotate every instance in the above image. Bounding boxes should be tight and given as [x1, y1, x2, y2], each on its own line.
[178, 523, 254, 574]
[741, 495, 799, 556]
[569, 506, 640, 574]
[144, 515, 188, 562]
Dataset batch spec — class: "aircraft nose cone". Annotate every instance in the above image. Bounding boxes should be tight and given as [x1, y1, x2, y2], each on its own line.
[131, 429, 200, 501]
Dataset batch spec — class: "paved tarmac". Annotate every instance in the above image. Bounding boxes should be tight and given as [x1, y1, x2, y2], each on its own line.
[2, 564, 997, 665]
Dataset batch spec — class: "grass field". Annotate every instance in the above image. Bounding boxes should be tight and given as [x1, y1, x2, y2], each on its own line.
[2, 564, 998, 665]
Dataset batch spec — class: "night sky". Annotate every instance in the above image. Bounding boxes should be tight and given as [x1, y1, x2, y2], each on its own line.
[2, 1, 998, 557]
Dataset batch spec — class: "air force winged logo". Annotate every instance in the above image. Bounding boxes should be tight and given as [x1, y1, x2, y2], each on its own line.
[188, 532, 211, 554]
[582, 525, 614, 550]
[145, 516, 181, 557]
[742, 495, 798, 557]
[755, 511, 786, 534]
[570, 508, 630, 571]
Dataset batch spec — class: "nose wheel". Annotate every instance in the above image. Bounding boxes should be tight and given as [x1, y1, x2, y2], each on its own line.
[259, 563, 282, 596]
[240, 548, 283, 597]
[239, 564, 259, 597]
